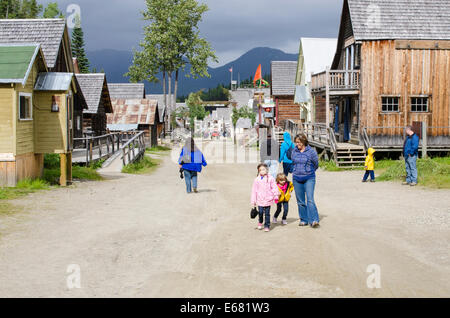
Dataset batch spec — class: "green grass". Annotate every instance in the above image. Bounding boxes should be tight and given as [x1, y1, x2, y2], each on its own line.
[0, 178, 50, 201]
[122, 156, 160, 174]
[319, 160, 344, 171]
[43, 165, 103, 184]
[146, 145, 172, 153]
[376, 157, 450, 188]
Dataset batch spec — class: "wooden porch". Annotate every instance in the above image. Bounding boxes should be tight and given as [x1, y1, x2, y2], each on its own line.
[311, 69, 360, 95]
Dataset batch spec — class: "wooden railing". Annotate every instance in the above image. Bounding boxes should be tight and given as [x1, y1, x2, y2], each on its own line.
[121, 131, 146, 166]
[303, 123, 330, 145]
[311, 69, 360, 91]
[73, 131, 139, 166]
[284, 119, 302, 137]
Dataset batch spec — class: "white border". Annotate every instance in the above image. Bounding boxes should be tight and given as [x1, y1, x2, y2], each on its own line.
[18, 92, 33, 121]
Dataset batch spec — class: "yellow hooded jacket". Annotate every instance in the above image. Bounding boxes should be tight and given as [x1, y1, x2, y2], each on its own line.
[277, 181, 294, 202]
[365, 148, 376, 171]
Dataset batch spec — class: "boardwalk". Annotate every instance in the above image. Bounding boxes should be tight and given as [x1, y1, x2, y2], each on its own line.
[0, 140, 449, 297]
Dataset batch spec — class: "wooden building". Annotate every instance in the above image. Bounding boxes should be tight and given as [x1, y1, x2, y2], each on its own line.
[75, 73, 113, 137]
[0, 44, 84, 186]
[270, 61, 299, 127]
[147, 94, 171, 137]
[108, 83, 146, 100]
[107, 99, 159, 147]
[311, 0, 450, 151]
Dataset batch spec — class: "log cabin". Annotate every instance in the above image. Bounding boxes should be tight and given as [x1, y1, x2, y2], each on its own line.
[271, 61, 300, 128]
[311, 0, 450, 152]
[107, 99, 159, 147]
[75, 73, 113, 137]
[0, 44, 85, 186]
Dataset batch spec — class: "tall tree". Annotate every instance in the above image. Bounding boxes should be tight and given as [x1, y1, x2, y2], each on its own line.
[71, 14, 90, 73]
[1, 0, 42, 18]
[127, 0, 217, 132]
[42, 2, 64, 18]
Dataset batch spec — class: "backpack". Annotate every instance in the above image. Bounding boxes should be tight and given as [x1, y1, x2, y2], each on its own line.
[286, 144, 295, 160]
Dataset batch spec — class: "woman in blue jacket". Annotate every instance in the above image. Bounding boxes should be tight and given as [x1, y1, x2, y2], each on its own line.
[178, 137, 207, 193]
[289, 134, 320, 228]
[279, 132, 294, 176]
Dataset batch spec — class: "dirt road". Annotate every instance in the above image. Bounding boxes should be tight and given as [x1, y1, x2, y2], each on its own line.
[0, 141, 449, 297]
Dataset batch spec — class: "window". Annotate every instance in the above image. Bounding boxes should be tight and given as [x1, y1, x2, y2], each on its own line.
[381, 97, 400, 112]
[411, 97, 428, 112]
[19, 93, 32, 120]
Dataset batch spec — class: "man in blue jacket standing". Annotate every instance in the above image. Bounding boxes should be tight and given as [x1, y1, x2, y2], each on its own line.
[403, 126, 420, 186]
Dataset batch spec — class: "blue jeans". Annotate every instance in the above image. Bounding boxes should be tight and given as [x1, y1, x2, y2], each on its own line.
[264, 160, 279, 179]
[184, 170, 198, 193]
[283, 163, 293, 177]
[363, 170, 375, 181]
[274, 202, 289, 220]
[405, 155, 418, 183]
[293, 177, 319, 224]
[258, 206, 271, 228]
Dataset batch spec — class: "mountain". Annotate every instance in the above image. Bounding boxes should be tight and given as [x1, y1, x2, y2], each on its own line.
[87, 47, 298, 97]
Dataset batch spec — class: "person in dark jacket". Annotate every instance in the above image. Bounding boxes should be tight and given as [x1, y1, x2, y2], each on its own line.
[178, 137, 207, 193]
[403, 126, 420, 186]
[289, 134, 320, 228]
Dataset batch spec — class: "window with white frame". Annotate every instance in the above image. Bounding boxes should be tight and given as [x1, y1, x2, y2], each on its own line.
[381, 96, 400, 112]
[411, 97, 429, 112]
[19, 93, 32, 120]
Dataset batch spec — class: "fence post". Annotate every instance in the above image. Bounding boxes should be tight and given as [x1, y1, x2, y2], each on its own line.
[89, 138, 93, 165]
[99, 137, 102, 159]
[422, 121, 428, 159]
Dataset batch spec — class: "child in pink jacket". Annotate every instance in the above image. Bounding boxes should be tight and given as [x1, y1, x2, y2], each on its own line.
[251, 163, 280, 232]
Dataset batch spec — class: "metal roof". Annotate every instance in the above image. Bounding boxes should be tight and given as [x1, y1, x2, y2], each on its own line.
[347, 0, 450, 40]
[0, 44, 41, 86]
[107, 124, 139, 131]
[146, 94, 175, 121]
[108, 83, 146, 99]
[271, 61, 298, 96]
[298, 38, 337, 84]
[34, 72, 73, 91]
[0, 19, 67, 69]
[108, 99, 158, 126]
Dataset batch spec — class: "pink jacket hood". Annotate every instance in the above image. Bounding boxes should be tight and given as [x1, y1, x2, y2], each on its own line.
[251, 175, 279, 207]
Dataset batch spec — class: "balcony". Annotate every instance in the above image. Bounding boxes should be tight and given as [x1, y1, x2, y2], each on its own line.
[311, 69, 360, 95]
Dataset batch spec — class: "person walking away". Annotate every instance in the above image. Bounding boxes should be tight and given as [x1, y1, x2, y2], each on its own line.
[273, 173, 294, 225]
[260, 131, 280, 179]
[251, 163, 279, 232]
[289, 134, 320, 228]
[279, 132, 294, 176]
[403, 126, 419, 186]
[362, 147, 376, 183]
[178, 137, 207, 193]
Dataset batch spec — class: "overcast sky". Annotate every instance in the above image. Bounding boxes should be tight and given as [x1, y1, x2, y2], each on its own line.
[41, 0, 342, 67]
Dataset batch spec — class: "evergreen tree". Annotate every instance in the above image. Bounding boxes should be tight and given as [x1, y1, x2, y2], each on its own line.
[42, 2, 64, 18]
[1, 0, 42, 18]
[71, 15, 90, 73]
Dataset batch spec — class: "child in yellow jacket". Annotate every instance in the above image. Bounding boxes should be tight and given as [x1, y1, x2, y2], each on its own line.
[272, 173, 294, 225]
[362, 148, 376, 182]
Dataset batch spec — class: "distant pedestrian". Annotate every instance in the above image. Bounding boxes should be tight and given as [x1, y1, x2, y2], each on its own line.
[289, 134, 320, 228]
[178, 137, 207, 193]
[251, 163, 280, 232]
[362, 147, 376, 183]
[279, 132, 294, 176]
[403, 126, 420, 186]
[260, 131, 280, 179]
[273, 173, 294, 225]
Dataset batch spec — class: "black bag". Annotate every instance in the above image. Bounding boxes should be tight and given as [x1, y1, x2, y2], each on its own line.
[286, 144, 294, 160]
[250, 207, 258, 219]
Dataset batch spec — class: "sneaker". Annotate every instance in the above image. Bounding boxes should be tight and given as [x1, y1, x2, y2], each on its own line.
[272, 217, 278, 224]
[193, 188, 198, 193]
[311, 221, 320, 228]
[370, 179, 375, 183]
[282, 220, 288, 225]
[257, 223, 263, 230]
[264, 227, 270, 232]
[299, 221, 308, 226]
[410, 182, 417, 186]
[402, 182, 410, 185]
[362, 180, 368, 183]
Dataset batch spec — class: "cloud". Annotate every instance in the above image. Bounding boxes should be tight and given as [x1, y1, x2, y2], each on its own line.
[42, 0, 342, 66]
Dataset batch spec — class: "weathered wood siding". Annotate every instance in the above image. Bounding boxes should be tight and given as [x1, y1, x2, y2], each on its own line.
[0, 85, 14, 154]
[360, 40, 450, 140]
[276, 96, 301, 123]
[313, 94, 327, 124]
[34, 92, 68, 154]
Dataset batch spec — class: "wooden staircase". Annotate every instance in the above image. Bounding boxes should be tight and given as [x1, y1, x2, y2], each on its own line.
[335, 145, 366, 168]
